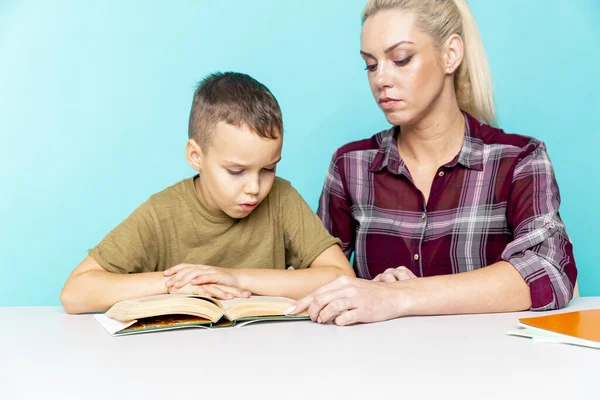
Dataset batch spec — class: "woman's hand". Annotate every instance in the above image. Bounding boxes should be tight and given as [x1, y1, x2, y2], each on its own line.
[284, 275, 407, 326]
[373, 266, 417, 282]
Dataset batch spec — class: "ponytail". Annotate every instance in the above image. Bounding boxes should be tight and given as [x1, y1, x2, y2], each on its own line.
[452, 0, 496, 126]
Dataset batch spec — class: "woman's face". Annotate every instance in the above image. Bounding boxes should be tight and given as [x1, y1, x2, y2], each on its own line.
[361, 9, 448, 126]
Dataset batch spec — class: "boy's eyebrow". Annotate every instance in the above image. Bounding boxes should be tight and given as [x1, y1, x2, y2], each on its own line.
[360, 41, 414, 58]
[222, 157, 282, 167]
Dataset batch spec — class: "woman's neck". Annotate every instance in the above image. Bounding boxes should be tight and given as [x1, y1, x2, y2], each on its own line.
[397, 101, 465, 167]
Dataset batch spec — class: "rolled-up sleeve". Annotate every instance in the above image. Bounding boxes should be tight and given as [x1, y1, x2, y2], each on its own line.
[317, 153, 355, 259]
[502, 141, 577, 310]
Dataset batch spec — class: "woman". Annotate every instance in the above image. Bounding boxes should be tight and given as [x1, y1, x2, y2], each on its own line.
[285, 0, 577, 325]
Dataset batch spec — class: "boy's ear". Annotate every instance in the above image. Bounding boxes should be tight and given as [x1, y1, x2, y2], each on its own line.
[186, 139, 204, 171]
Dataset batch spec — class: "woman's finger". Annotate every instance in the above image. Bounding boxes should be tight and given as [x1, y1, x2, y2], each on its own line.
[334, 309, 360, 326]
[380, 273, 397, 283]
[318, 298, 355, 324]
[307, 285, 356, 322]
[392, 266, 417, 280]
[285, 275, 355, 315]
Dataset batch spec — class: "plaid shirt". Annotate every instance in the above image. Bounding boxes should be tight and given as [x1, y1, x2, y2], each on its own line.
[317, 113, 577, 310]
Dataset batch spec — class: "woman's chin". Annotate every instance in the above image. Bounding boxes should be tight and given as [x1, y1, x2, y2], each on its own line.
[383, 109, 414, 127]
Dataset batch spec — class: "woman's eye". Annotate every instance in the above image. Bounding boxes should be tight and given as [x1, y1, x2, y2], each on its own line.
[394, 56, 412, 67]
[364, 64, 377, 72]
[227, 170, 243, 176]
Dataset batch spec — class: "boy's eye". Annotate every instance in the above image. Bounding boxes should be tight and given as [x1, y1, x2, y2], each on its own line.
[262, 167, 276, 173]
[364, 64, 377, 72]
[227, 169, 243, 176]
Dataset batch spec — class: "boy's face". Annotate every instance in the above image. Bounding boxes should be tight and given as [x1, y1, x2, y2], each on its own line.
[187, 122, 282, 219]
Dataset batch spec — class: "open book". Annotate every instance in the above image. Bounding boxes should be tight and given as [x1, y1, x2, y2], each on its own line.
[507, 309, 600, 349]
[94, 294, 309, 336]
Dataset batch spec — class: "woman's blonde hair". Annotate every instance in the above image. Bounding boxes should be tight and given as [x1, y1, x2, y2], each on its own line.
[362, 0, 496, 126]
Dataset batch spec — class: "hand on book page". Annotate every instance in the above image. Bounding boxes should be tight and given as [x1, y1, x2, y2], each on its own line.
[168, 281, 250, 300]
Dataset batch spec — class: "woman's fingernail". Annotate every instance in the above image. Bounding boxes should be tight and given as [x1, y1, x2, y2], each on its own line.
[317, 317, 322, 324]
[283, 306, 295, 315]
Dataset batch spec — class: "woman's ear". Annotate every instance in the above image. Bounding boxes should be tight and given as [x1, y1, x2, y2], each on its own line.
[443, 33, 464, 75]
[185, 139, 204, 171]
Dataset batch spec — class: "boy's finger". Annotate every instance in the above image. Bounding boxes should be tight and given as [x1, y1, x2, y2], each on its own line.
[164, 263, 188, 276]
[191, 273, 223, 286]
[215, 285, 251, 298]
[174, 270, 206, 288]
[203, 284, 233, 300]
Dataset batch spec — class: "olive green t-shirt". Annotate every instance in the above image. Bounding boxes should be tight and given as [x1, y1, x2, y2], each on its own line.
[88, 176, 341, 274]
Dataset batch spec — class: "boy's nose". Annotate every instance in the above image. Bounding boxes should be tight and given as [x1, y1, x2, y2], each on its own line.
[244, 177, 260, 195]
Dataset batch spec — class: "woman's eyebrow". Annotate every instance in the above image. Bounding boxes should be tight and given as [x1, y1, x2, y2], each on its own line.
[360, 40, 415, 58]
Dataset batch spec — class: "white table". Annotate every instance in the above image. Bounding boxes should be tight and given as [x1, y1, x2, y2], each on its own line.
[1, 298, 598, 400]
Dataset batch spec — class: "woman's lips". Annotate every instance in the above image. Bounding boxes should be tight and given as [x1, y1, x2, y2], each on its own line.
[379, 98, 401, 111]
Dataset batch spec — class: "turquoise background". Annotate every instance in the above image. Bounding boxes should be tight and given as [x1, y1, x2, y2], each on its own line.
[1, 0, 597, 306]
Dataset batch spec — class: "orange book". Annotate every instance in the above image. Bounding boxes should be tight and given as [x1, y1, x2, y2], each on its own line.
[508, 309, 600, 349]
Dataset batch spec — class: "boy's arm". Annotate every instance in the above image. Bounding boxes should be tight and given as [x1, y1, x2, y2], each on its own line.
[60, 256, 167, 314]
[165, 244, 355, 300]
[61, 256, 252, 314]
[236, 244, 354, 299]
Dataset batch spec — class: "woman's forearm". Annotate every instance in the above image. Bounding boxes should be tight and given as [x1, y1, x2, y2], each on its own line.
[396, 261, 532, 316]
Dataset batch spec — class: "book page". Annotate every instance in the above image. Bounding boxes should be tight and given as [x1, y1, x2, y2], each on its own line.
[94, 314, 137, 336]
[106, 294, 225, 322]
[220, 296, 294, 309]
[508, 326, 600, 349]
[220, 296, 296, 320]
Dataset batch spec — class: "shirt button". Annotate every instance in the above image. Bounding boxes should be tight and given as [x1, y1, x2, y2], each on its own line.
[413, 254, 419, 261]
[421, 212, 426, 220]
[438, 171, 445, 177]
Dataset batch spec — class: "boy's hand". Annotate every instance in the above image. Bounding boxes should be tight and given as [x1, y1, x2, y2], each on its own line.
[164, 264, 244, 292]
[168, 282, 250, 300]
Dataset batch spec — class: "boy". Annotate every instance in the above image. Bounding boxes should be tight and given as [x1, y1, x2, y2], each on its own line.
[60, 72, 354, 314]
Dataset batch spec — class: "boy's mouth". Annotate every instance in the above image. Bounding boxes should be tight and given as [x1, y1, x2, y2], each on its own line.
[239, 202, 258, 212]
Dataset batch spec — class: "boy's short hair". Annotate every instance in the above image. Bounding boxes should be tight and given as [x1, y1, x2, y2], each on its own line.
[188, 72, 283, 147]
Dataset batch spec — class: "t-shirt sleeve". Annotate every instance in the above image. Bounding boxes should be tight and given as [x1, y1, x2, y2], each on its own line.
[281, 184, 342, 269]
[88, 200, 160, 274]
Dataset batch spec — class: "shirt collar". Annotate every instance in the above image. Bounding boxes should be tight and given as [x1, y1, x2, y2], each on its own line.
[368, 112, 484, 174]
